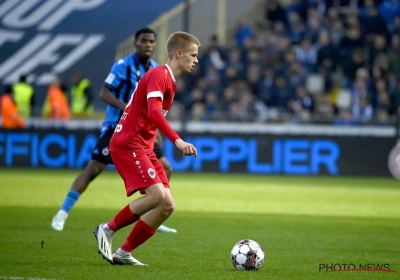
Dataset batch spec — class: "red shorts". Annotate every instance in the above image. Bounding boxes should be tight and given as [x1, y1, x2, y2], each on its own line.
[110, 150, 169, 197]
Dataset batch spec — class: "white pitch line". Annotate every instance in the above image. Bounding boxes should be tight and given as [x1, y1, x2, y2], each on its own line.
[0, 276, 56, 280]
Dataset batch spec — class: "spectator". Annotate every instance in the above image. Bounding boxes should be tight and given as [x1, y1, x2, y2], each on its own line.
[294, 37, 318, 72]
[392, 16, 400, 34]
[288, 12, 306, 44]
[364, 7, 389, 42]
[204, 91, 220, 117]
[12, 74, 34, 118]
[42, 75, 70, 120]
[306, 16, 322, 43]
[378, 0, 400, 33]
[203, 34, 227, 71]
[334, 108, 354, 125]
[70, 71, 94, 117]
[289, 86, 315, 113]
[339, 28, 364, 65]
[237, 90, 268, 122]
[265, 0, 287, 24]
[388, 34, 400, 76]
[0, 86, 26, 129]
[167, 102, 183, 121]
[271, 76, 294, 110]
[317, 31, 336, 79]
[235, 20, 254, 48]
[329, 20, 345, 47]
[184, 88, 204, 111]
[173, 0, 400, 126]
[352, 96, 373, 123]
[246, 64, 262, 94]
[190, 102, 207, 122]
[342, 49, 366, 84]
[316, 94, 336, 121]
[285, 0, 308, 22]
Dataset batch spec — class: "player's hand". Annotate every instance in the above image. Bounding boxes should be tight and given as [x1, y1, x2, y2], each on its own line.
[175, 139, 197, 157]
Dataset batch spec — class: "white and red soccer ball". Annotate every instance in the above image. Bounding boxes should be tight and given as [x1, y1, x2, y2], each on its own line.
[230, 239, 264, 271]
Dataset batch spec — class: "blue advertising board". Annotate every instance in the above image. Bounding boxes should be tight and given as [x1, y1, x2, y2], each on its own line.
[0, 128, 395, 177]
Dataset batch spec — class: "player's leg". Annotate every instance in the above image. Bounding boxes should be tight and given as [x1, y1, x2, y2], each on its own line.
[153, 141, 176, 233]
[94, 151, 165, 264]
[112, 187, 175, 265]
[159, 156, 172, 180]
[51, 160, 107, 230]
[95, 182, 165, 265]
[141, 188, 175, 229]
[51, 130, 112, 231]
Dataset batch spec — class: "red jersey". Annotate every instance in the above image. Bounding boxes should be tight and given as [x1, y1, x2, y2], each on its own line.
[110, 65, 180, 154]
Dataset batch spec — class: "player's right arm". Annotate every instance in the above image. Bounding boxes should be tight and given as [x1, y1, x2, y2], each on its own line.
[100, 60, 128, 111]
[146, 71, 197, 157]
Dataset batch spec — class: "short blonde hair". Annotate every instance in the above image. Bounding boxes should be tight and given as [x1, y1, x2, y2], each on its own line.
[165, 31, 201, 57]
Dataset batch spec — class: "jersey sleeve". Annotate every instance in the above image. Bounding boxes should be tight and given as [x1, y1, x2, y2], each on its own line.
[104, 59, 126, 90]
[146, 69, 168, 100]
[148, 97, 180, 143]
[145, 69, 180, 143]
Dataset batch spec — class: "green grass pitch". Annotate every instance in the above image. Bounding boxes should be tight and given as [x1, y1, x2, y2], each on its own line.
[0, 169, 399, 280]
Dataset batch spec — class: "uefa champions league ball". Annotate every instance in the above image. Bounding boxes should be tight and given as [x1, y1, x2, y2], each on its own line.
[230, 239, 264, 271]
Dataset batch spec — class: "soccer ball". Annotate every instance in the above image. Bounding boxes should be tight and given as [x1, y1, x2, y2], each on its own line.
[231, 239, 264, 271]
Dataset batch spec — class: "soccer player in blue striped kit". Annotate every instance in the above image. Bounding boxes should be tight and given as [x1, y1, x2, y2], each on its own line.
[51, 28, 176, 234]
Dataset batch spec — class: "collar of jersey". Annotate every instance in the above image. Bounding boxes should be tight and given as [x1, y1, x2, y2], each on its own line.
[165, 64, 176, 82]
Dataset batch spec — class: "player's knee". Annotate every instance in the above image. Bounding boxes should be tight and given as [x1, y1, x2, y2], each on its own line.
[159, 198, 175, 218]
[146, 184, 166, 207]
[85, 161, 105, 182]
[163, 200, 175, 215]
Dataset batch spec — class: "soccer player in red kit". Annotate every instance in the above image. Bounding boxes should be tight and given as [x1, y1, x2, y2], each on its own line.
[94, 31, 201, 266]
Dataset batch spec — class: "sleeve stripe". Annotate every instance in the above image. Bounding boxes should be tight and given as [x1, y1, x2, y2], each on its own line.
[147, 91, 163, 100]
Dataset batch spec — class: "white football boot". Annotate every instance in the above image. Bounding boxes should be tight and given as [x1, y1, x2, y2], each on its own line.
[156, 224, 177, 233]
[112, 253, 148, 266]
[93, 224, 114, 263]
[51, 210, 68, 231]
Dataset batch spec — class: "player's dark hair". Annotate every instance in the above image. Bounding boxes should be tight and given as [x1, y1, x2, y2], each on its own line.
[135, 28, 156, 40]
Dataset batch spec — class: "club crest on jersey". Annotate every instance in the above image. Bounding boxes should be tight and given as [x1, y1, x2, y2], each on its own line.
[102, 147, 109, 156]
[161, 108, 169, 116]
[148, 168, 156, 179]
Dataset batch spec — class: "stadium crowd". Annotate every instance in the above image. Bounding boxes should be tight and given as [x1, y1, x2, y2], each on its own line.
[2, 0, 399, 127]
[168, 0, 400, 125]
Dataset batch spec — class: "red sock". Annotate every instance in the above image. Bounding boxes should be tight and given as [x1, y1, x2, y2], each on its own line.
[107, 205, 139, 232]
[121, 219, 156, 252]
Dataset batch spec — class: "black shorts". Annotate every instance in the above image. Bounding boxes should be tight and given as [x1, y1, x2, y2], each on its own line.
[91, 128, 114, 165]
[153, 141, 164, 159]
[91, 128, 165, 165]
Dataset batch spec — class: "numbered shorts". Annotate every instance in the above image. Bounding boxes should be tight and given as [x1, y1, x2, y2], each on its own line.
[110, 150, 170, 197]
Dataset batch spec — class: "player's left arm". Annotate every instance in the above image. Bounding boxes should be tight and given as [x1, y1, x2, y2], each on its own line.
[99, 86, 126, 110]
[146, 71, 197, 157]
